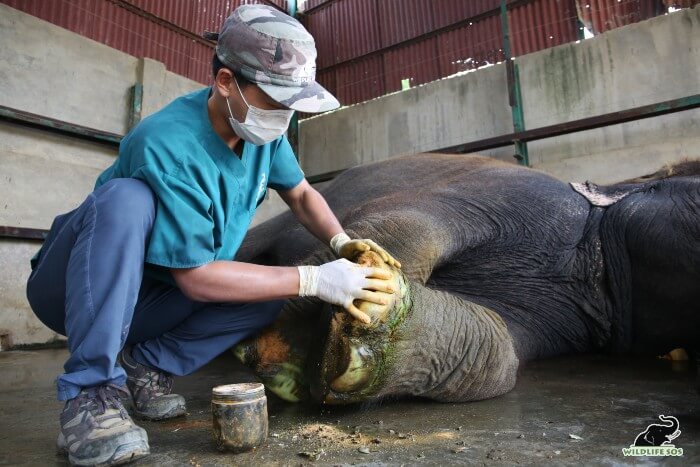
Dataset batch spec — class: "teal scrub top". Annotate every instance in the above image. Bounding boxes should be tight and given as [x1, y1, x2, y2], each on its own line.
[95, 87, 304, 283]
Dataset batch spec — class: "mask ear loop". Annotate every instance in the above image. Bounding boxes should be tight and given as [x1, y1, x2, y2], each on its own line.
[226, 74, 249, 122]
[225, 94, 238, 122]
[232, 74, 250, 109]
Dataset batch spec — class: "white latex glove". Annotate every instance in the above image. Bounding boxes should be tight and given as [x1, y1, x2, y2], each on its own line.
[298, 258, 394, 323]
[330, 232, 402, 269]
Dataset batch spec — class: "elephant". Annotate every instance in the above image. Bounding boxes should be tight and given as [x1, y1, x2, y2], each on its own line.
[233, 153, 700, 405]
[633, 415, 681, 446]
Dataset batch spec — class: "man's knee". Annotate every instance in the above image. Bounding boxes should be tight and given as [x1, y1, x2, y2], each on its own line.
[95, 178, 156, 226]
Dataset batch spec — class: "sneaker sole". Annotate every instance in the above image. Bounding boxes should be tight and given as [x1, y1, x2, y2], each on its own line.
[94, 441, 149, 467]
[135, 402, 186, 421]
[58, 429, 150, 466]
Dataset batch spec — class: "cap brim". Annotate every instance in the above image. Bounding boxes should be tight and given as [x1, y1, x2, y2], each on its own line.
[257, 81, 340, 113]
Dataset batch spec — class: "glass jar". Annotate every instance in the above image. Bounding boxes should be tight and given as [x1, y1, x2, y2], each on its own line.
[211, 382, 268, 453]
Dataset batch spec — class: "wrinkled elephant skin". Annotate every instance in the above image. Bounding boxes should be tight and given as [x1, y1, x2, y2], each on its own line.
[234, 154, 700, 404]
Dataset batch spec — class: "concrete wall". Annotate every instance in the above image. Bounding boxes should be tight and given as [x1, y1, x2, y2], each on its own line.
[0, 5, 203, 346]
[299, 7, 700, 184]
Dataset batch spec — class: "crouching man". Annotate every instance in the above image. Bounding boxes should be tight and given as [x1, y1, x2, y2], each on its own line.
[26, 5, 399, 466]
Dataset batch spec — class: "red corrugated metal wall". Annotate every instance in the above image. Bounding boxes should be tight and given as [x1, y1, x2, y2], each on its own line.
[437, 15, 505, 77]
[1, 0, 286, 84]
[575, 0, 671, 34]
[377, 0, 435, 47]
[333, 55, 385, 105]
[3, 0, 682, 106]
[333, 0, 382, 62]
[433, 0, 501, 28]
[383, 37, 443, 94]
[302, 0, 676, 108]
[510, 0, 580, 56]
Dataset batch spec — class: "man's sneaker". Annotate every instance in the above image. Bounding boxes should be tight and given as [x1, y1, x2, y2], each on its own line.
[118, 346, 186, 420]
[57, 384, 149, 466]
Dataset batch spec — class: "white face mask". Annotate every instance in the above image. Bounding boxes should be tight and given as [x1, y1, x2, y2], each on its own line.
[226, 77, 294, 146]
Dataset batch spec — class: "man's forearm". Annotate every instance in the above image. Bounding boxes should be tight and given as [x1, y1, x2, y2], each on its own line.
[172, 261, 300, 303]
[281, 182, 401, 268]
[292, 186, 344, 245]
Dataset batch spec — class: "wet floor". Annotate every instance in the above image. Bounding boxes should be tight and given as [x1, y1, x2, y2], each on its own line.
[0, 349, 697, 466]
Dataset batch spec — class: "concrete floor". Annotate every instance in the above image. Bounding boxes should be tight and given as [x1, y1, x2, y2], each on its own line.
[0, 349, 697, 466]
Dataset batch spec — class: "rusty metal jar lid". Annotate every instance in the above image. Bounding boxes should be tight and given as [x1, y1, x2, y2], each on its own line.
[212, 382, 266, 403]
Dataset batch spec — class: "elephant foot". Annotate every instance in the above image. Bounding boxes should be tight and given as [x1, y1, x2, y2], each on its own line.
[234, 329, 309, 402]
[309, 250, 411, 404]
[233, 251, 410, 404]
[233, 297, 323, 402]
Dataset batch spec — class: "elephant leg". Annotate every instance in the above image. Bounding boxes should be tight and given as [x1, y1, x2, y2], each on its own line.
[235, 207, 460, 402]
[237, 248, 519, 405]
[308, 250, 520, 404]
[339, 206, 471, 285]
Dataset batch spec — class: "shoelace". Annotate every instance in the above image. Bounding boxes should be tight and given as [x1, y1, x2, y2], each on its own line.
[142, 369, 173, 395]
[80, 384, 130, 419]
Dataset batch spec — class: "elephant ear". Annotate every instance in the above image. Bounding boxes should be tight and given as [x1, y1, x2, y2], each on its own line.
[570, 181, 643, 207]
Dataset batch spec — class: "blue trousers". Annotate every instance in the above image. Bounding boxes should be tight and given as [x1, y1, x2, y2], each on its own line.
[26, 179, 284, 401]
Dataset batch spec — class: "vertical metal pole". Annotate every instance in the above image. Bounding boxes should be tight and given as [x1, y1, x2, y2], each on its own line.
[287, 0, 300, 157]
[129, 83, 143, 130]
[576, 17, 586, 41]
[500, 0, 529, 166]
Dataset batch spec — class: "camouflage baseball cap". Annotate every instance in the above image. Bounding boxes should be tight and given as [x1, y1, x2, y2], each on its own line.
[207, 4, 339, 113]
